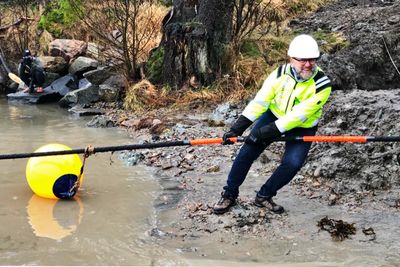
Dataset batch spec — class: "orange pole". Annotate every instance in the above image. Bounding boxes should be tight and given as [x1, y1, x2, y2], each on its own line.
[189, 137, 239, 145]
[302, 136, 368, 143]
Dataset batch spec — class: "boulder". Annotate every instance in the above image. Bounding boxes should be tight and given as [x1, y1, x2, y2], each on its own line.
[44, 72, 61, 87]
[85, 42, 100, 59]
[68, 56, 99, 76]
[7, 74, 77, 104]
[58, 84, 100, 107]
[99, 84, 120, 102]
[102, 74, 126, 89]
[39, 56, 67, 73]
[83, 67, 113, 85]
[68, 104, 105, 116]
[96, 73, 126, 102]
[48, 39, 87, 63]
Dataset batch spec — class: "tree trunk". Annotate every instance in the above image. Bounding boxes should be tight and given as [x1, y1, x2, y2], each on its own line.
[160, 0, 234, 89]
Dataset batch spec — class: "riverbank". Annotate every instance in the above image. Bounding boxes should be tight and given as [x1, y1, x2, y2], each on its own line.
[92, 88, 400, 265]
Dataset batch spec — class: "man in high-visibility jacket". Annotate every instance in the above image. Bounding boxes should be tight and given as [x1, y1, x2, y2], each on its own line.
[213, 34, 332, 214]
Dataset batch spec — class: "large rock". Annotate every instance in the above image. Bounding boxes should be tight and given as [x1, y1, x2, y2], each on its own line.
[68, 56, 99, 76]
[85, 42, 100, 59]
[49, 74, 78, 94]
[98, 84, 120, 102]
[102, 74, 126, 89]
[83, 67, 113, 85]
[68, 104, 105, 116]
[6, 74, 77, 104]
[97, 74, 126, 102]
[39, 56, 67, 73]
[7, 90, 56, 104]
[44, 72, 61, 87]
[58, 84, 100, 107]
[48, 39, 87, 63]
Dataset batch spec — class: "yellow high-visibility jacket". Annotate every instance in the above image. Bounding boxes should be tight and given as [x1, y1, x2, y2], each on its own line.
[242, 64, 332, 133]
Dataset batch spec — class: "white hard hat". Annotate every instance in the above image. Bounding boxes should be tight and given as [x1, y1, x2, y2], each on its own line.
[287, 34, 320, 59]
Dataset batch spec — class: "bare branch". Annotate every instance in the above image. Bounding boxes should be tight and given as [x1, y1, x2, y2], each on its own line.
[67, 0, 165, 80]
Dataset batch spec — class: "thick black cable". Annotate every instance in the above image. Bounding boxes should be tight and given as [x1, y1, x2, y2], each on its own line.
[0, 141, 189, 160]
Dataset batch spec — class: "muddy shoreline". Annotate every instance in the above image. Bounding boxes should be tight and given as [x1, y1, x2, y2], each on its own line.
[91, 88, 400, 265]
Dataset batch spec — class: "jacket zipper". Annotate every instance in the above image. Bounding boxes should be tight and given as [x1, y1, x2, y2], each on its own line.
[284, 81, 297, 113]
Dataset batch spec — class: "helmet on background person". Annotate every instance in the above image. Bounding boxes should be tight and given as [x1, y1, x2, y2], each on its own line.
[287, 34, 320, 59]
[21, 49, 33, 65]
[23, 49, 31, 57]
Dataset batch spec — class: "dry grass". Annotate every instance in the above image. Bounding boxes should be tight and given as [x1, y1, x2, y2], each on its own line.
[123, 79, 168, 112]
[172, 75, 253, 107]
[236, 57, 268, 88]
[285, 0, 331, 15]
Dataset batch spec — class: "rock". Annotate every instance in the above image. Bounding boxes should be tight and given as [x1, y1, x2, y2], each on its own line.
[206, 165, 220, 173]
[98, 84, 120, 102]
[59, 84, 100, 107]
[208, 103, 243, 126]
[85, 42, 100, 59]
[83, 67, 113, 85]
[49, 39, 87, 63]
[86, 115, 115, 128]
[39, 56, 67, 73]
[68, 56, 99, 76]
[68, 105, 105, 116]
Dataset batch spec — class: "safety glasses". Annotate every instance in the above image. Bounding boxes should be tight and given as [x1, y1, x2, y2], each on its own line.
[292, 57, 318, 64]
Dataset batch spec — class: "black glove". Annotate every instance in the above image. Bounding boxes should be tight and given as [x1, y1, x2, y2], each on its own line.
[222, 130, 238, 145]
[222, 115, 253, 145]
[245, 122, 281, 145]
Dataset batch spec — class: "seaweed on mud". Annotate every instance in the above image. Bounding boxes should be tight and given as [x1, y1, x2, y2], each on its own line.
[317, 216, 356, 241]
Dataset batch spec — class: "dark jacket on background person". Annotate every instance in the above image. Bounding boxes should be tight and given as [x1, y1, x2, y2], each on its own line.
[18, 55, 45, 93]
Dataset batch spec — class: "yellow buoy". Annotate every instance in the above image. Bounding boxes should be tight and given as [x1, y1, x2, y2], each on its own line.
[26, 144, 84, 199]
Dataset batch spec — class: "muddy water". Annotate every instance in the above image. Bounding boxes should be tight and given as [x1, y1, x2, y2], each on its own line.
[0, 98, 185, 265]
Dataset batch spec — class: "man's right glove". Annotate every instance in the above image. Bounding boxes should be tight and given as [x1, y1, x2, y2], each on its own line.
[222, 115, 252, 145]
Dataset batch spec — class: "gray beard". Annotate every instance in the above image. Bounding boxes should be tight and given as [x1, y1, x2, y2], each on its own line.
[292, 66, 317, 82]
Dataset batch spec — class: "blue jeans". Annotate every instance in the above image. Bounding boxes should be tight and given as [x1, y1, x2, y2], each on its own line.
[223, 110, 317, 199]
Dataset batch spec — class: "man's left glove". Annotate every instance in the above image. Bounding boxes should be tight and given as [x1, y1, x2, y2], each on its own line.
[245, 122, 281, 145]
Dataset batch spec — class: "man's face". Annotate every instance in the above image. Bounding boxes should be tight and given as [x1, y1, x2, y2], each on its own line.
[290, 57, 317, 80]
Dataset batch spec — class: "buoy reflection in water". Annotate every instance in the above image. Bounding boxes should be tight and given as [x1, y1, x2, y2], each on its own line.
[26, 194, 83, 240]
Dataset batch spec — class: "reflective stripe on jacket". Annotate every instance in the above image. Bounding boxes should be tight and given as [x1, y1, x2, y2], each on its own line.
[242, 64, 331, 133]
